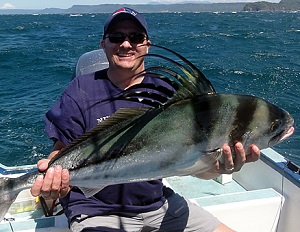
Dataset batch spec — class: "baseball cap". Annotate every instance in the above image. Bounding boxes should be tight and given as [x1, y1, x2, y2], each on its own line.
[103, 7, 148, 38]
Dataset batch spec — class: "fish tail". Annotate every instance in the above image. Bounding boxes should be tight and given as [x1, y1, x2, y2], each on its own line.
[0, 176, 23, 222]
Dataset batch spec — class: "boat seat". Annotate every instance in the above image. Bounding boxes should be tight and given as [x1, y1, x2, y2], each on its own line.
[74, 49, 108, 77]
[164, 176, 283, 232]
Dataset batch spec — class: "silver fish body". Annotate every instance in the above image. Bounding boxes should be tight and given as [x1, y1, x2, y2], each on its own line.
[0, 93, 293, 207]
[58, 93, 294, 189]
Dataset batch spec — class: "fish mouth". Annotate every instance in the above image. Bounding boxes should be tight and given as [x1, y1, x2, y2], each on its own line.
[269, 116, 294, 146]
[279, 126, 294, 142]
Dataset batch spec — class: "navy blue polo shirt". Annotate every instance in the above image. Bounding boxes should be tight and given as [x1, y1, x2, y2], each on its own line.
[45, 69, 175, 224]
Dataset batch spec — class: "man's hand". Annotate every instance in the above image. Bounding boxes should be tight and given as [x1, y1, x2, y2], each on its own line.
[194, 143, 260, 180]
[217, 143, 260, 174]
[30, 159, 71, 200]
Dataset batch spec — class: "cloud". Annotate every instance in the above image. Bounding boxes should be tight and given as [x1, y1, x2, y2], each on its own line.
[0, 3, 15, 9]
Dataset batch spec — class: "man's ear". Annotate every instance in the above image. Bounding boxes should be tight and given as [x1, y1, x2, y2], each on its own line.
[146, 40, 151, 53]
[100, 39, 106, 52]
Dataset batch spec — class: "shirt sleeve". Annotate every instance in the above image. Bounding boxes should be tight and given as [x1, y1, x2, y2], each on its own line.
[45, 84, 85, 145]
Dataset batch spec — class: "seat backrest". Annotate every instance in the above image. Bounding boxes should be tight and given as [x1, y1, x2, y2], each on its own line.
[75, 49, 109, 77]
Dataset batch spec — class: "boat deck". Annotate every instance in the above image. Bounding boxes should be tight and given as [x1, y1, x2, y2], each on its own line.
[165, 175, 245, 199]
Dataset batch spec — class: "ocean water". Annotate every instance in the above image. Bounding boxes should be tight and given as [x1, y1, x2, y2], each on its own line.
[0, 12, 299, 166]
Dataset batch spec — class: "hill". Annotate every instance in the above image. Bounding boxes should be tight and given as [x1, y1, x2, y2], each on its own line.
[0, 3, 247, 15]
[3, 2, 299, 15]
[61, 3, 247, 13]
[243, 0, 300, 11]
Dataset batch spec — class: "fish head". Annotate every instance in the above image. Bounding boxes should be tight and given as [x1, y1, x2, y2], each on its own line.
[215, 94, 295, 150]
[267, 106, 294, 147]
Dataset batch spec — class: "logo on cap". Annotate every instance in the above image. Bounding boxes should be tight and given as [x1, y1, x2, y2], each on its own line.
[112, 8, 137, 17]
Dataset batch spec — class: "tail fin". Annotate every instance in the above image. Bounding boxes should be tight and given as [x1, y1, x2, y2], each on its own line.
[0, 177, 22, 222]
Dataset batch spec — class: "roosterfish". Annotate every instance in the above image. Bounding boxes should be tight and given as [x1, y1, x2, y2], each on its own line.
[0, 44, 294, 222]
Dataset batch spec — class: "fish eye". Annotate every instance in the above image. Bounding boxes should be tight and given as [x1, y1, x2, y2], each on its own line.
[270, 119, 281, 132]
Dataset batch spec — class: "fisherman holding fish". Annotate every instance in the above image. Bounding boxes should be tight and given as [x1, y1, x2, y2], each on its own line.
[30, 7, 261, 232]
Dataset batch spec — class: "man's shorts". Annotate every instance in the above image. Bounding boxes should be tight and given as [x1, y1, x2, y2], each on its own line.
[70, 192, 221, 232]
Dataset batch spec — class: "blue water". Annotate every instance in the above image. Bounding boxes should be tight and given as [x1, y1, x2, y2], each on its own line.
[0, 12, 299, 166]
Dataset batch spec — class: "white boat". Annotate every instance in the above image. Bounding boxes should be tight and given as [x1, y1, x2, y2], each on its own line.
[69, 14, 83, 17]
[1, 50, 298, 232]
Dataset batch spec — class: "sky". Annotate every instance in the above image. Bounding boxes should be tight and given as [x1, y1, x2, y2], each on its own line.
[0, 0, 281, 10]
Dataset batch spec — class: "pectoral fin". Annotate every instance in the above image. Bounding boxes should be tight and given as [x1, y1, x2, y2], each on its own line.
[201, 148, 223, 163]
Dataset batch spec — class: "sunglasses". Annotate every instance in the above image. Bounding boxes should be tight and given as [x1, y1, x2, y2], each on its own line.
[105, 32, 147, 44]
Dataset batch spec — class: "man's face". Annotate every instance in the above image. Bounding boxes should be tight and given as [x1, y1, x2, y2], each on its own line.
[101, 19, 150, 74]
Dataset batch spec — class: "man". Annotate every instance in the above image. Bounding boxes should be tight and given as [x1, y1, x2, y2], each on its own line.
[31, 7, 260, 232]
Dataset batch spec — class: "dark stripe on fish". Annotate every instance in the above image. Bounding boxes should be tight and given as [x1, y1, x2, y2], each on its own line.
[194, 95, 223, 142]
[229, 96, 258, 144]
